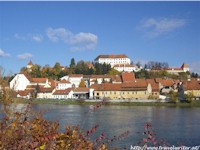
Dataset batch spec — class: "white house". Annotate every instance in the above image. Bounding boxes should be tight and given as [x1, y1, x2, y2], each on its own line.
[60, 75, 69, 81]
[57, 79, 72, 90]
[94, 54, 131, 67]
[113, 64, 135, 72]
[68, 74, 83, 88]
[37, 87, 55, 99]
[150, 63, 190, 75]
[10, 73, 30, 91]
[53, 88, 74, 99]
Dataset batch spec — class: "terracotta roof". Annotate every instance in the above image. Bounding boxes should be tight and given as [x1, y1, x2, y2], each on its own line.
[92, 83, 121, 91]
[113, 75, 122, 83]
[28, 60, 33, 65]
[26, 85, 37, 89]
[183, 80, 200, 90]
[122, 80, 147, 90]
[92, 82, 148, 91]
[17, 89, 34, 96]
[31, 78, 47, 83]
[49, 80, 58, 88]
[114, 64, 134, 67]
[95, 54, 128, 60]
[146, 79, 159, 92]
[74, 87, 90, 93]
[181, 63, 189, 69]
[121, 72, 135, 82]
[39, 86, 54, 93]
[59, 79, 71, 84]
[53, 88, 73, 95]
[69, 74, 83, 78]
[86, 62, 94, 68]
[155, 78, 175, 87]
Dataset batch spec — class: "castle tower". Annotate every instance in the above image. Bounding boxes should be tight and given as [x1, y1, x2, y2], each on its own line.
[27, 60, 33, 72]
[181, 63, 189, 72]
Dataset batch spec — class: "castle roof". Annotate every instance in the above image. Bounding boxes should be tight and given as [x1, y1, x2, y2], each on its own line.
[95, 54, 128, 60]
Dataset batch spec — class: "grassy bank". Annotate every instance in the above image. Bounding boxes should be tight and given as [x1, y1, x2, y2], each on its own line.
[11, 98, 200, 107]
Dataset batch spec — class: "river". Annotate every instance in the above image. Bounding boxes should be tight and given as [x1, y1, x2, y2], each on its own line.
[10, 103, 200, 149]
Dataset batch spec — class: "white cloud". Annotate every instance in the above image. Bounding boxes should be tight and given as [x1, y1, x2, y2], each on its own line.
[140, 18, 186, 38]
[14, 33, 26, 40]
[46, 27, 72, 42]
[17, 53, 33, 60]
[0, 49, 10, 57]
[70, 32, 98, 51]
[46, 27, 98, 51]
[189, 61, 200, 74]
[14, 33, 43, 42]
[32, 35, 43, 42]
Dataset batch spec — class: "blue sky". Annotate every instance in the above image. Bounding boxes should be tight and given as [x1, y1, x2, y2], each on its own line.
[0, 1, 200, 75]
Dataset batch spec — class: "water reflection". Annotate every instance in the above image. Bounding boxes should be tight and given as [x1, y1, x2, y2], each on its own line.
[31, 104, 200, 148]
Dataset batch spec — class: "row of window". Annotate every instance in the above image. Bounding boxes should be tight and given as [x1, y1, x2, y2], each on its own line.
[96, 91, 147, 95]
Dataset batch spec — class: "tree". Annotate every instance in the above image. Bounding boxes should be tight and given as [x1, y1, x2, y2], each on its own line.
[52, 62, 62, 79]
[136, 61, 142, 68]
[79, 79, 86, 87]
[20, 67, 28, 73]
[30, 64, 41, 77]
[69, 58, 76, 74]
[145, 61, 169, 69]
[75, 60, 87, 74]
[108, 68, 120, 75]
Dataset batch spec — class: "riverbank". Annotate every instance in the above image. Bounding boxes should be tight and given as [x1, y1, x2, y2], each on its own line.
[11, 98, 200, 107]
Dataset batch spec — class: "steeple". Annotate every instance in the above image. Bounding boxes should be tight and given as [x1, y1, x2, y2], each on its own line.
[181, 63, 189, 72]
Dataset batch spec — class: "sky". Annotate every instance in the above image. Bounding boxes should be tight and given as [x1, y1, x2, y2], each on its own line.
[0, 1, 200, 75]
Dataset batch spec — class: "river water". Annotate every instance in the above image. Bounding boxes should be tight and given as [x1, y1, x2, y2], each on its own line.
[27, 104, 200, 149]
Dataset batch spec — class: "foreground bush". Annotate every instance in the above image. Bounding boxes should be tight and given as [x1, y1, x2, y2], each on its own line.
[0, 75, 108, 150]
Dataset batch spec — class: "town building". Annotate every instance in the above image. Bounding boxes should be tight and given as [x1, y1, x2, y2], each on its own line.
[150, 63, 190, 75]
[183, 80, 200, 98]
[94, 54, 142, 72]
[91, 81, 152, 100]
[95, 54, 131, 67]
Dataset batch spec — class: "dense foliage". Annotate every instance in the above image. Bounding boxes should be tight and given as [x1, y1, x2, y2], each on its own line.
[0, 77, 109, 149]
[135, 69, 191, 80]
[19, 58, 115, 79]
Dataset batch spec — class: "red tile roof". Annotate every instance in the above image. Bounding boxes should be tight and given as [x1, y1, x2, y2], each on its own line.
[95, 54, 128, 60]
[26, 85, 37, 89]
[53, 88, 73, 95]
[39, 86, 54, 93]
[183, 80, 200, 90]
[113, 75, 122, 83]
[86, 62, 94, 68]
[155, 78, 175, 87]
[146, 79, 159, 92]
[74, 87, 90, 93]
[92, 82, 148, 91]
[121, 72, 135, 82]
[181, 63, 189, 69]
[28, 60, 33, 65]
[31, 78, 47, 83]
[59, 79, 71, 84]
[17, 89, 33, 96]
